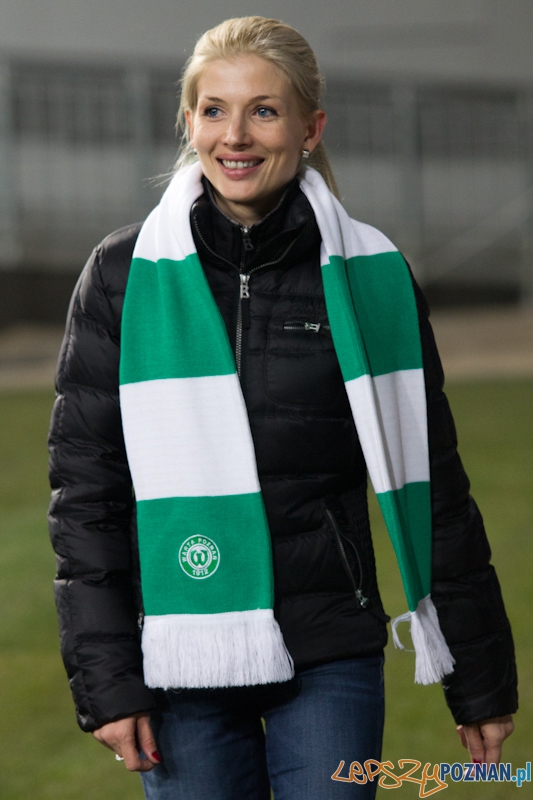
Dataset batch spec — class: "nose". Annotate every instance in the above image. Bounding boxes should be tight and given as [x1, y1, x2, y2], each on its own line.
[223, 111, 252, 149]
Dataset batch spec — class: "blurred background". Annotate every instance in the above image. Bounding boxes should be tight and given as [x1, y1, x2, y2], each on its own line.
[0, 1, 531, 798]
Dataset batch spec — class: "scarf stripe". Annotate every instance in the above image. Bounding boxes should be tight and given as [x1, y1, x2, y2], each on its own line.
[377, 483, 432, 610]
[346, 371, 430, 493]
[137, 493, 272, 615]
[120, 375, 261, 499]
[120, 162, 455, 689]
[120, 255, 235, 383]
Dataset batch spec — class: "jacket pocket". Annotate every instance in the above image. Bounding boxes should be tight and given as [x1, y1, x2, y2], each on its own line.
[325, 507, 370, 610]
[265, 316, 345, 409]
[282, 319, 330, 333]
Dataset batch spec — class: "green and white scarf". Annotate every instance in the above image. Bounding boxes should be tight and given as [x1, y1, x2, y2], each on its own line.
[119, 162, 455, 689]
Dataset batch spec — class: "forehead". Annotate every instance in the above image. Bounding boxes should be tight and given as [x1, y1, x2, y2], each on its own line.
[195, 55, 294, 101]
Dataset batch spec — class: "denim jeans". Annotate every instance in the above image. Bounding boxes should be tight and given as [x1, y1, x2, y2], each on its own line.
[141, 655, 385, 800]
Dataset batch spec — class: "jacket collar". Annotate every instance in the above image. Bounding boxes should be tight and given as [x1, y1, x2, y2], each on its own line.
[190, 175, 320, 273]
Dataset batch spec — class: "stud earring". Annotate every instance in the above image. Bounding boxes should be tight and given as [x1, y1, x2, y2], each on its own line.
[301, 148, 310, 159]
[192, 147, 198, 155]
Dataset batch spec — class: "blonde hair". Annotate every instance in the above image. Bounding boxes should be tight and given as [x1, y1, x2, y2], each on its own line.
[175, 16, 339, 197]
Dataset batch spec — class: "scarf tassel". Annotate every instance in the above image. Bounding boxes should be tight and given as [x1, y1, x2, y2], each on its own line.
[391, 595, 455, 685]
[141, 609, 294, 689]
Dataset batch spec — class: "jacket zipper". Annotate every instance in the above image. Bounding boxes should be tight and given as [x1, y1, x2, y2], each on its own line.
[235, 228, 300, 376]
[326, 508, 369, 609]
[235, 227, 251, 376]
[283, 320, 331, 333]
[193, 212, 300, 377]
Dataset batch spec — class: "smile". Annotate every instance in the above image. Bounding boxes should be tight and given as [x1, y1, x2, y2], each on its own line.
[219, 159, 263, 169]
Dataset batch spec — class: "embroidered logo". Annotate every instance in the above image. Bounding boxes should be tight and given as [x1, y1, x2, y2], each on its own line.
[179, 535, 220, 579]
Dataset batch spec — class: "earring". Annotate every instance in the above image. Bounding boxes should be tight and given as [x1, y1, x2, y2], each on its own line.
[192, 148, 198, 155]
[301, 148, 310, 159]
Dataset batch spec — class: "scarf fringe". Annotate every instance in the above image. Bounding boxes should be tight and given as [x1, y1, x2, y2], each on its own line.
[142, 609, 294, 689]
[391, 595, 455, 684]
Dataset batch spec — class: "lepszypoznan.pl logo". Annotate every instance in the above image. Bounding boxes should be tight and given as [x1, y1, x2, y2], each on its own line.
[332, 759, 531, 794]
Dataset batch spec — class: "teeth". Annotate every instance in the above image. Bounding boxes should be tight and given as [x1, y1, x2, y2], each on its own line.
[221, 160, 260, 169]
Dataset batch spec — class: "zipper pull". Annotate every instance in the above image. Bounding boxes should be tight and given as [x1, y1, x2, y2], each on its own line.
[241, 226, 254, 251]
[240, 274, 250, 299]
[356, 590, 369, 609]
[304, 322, 321, 333]
[240, 273, 251, 329]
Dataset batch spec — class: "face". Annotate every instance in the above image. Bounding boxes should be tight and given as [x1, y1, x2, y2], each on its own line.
[186, 55, 326, 226]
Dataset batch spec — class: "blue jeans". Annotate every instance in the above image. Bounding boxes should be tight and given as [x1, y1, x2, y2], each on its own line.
[141, 655, 385, 800]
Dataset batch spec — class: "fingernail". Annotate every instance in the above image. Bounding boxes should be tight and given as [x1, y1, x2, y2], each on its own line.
[151, 751, 162, 763]
[473, 759, 482, 764]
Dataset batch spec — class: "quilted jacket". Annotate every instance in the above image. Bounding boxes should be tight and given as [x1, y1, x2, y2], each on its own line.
[48, 180, 517, 731]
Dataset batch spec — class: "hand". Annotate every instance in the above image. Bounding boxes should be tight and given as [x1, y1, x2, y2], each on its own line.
[93, 712, 162, 772]
[456, 714, 514, 764]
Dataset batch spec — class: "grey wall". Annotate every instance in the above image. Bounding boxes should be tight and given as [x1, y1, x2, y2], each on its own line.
[1, 0, 533, 84]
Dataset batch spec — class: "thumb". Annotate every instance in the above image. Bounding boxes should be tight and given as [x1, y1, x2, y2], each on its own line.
[136, 714, 162, 764]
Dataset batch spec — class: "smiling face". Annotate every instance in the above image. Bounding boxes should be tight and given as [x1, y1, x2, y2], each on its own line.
[186, 55, 325, 226]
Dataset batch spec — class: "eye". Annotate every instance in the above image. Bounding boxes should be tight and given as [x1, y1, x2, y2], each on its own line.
[203, 107, 221, 118]
[256, 106, 277, 118]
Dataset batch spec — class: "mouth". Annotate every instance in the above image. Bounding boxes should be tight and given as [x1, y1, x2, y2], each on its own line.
[218, 158, 264, 170]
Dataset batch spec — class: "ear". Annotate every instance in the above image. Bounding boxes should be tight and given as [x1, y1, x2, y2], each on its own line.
[303, 109, 327, 155]
[185, 108, 195, 147]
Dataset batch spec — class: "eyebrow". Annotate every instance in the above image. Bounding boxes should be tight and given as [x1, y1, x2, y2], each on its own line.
[202, 95, 283, 103]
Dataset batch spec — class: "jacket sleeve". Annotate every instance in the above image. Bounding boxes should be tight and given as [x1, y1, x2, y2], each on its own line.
[415, 284, 518, 725]
[48, 225, 156, 732]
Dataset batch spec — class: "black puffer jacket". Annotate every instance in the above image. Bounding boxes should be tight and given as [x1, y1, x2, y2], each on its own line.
[48, 181, 517, 732]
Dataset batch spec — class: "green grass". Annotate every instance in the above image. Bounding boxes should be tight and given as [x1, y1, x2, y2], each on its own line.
[0, 382, 531, 799]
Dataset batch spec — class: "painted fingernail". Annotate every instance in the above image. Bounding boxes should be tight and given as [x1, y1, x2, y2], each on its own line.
[473, 759, 482, 764]
[151, 751, 162, 763]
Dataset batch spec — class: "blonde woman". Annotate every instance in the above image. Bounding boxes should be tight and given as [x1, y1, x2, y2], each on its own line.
[49, 17, 516, 800]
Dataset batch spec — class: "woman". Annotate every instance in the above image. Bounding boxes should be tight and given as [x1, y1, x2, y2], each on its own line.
[48, 16, 517, 799]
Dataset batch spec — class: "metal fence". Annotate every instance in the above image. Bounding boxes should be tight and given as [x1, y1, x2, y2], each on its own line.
[1, 56, 532, 303]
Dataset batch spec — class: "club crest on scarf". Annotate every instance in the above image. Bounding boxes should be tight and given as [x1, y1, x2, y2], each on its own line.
[179, 535, 220, 579]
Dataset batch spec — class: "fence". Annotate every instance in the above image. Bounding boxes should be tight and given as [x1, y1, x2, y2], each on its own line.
[1, 56, 532, 304]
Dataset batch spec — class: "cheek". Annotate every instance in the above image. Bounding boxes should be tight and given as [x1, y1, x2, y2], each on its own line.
[279, 143, 303, 171]
[267, 136, 301, 164]
[191, 119, 214, 148]
[279, 129, 306, 161]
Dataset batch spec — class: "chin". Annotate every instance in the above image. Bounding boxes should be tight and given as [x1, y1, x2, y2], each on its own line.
[216, 184, 263, 205]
